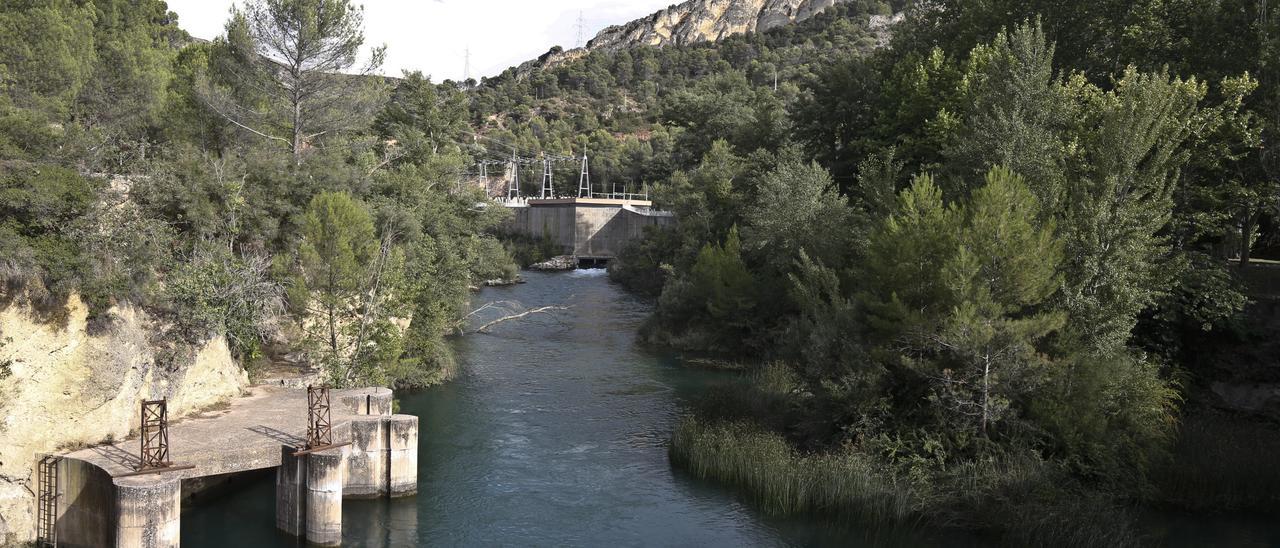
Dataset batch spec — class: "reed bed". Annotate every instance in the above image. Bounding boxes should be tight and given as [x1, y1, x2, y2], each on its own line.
[1154, 411, 1280, 513]
[669, 416, 921, 526]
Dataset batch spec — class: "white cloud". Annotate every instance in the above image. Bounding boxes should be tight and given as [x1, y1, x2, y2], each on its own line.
[167, 0, 673, 81]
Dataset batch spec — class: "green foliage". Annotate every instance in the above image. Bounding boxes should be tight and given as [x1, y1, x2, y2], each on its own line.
[651, 227, 759, 352]
[0, 162, 99, 304]
[209, 0, 388, 161]
[296, 191, 378, 369]
[862, 167, 1064, 439]
[375, 71, 469, 162]
[0, 0, 96, 115]
[742, 159, 854, 275]
[165, 243, 282, 359]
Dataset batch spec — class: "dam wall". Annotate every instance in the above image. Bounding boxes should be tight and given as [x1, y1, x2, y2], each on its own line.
[505, 198, 675, 259]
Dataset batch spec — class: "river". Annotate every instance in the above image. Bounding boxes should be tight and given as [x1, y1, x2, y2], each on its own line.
[181, 271, 1276, 547]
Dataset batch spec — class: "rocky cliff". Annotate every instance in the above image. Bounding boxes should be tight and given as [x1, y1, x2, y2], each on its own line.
[0, 296, 248, 543]
[587, 0, 852, 51]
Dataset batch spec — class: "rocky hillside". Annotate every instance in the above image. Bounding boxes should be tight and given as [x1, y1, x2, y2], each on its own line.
[587, 0, 855, 51]
[0, 297, 248, 543]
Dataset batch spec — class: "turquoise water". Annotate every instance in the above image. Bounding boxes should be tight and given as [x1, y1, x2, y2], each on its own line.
[181, 270, 973, 546]
[179, 270, 1277, 546]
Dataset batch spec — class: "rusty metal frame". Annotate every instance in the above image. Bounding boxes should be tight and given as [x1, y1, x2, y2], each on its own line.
[140, 400, 171, 469]
[119, 399, 194, 477]
[307, 386, 333, 449]
[293, 385, 349, 456]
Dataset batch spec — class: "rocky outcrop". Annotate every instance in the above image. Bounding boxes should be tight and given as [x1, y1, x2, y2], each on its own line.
[0, 296, 248, 544]
[587, 0, 853, 51]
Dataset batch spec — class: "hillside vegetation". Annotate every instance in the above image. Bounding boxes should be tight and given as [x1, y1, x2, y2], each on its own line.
[495, 0, 1277, 544]
[1, 0, 1277, 544]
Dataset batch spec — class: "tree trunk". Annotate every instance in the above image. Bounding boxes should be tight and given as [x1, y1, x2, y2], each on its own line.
[1240, 210, 1257, 268]
[981, 350, 991, 435]
[292, 96, 304, 165]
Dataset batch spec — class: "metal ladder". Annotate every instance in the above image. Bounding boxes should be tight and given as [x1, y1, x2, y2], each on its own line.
[36, 455, 59, 547]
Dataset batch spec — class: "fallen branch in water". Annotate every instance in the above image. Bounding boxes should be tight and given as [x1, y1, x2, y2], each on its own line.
[472, 305, 570, 333]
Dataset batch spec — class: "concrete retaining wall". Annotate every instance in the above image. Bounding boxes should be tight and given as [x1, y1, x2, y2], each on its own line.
[343, 414, 418, 499]
[339, 388, 393, 416]
[54, 456, 115, 548]
[274, 446, 306, 537]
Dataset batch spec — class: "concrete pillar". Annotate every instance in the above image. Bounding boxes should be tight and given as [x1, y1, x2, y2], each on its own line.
[113, 476, 180, 548]
[345, 417, 388, 498]
[387, 415, 418, 498]
[305, 446, 346, 546]
[340, 388, 393, 416]
[275, 446, 306, 537]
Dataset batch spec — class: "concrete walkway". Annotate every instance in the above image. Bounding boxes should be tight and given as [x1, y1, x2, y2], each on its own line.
[65, 386, 390, 480]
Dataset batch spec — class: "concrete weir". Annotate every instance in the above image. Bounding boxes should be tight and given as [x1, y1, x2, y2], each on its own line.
[504, 197, 675, 260]
[49, 386, 418, 547]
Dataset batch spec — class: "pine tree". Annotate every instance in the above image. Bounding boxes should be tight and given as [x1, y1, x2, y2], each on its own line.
[204, 0, 388, 163]
[297, 191, 378, 371]
[936, 166, 1063, 434]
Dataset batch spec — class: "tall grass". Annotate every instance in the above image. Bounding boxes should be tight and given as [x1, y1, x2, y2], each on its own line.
[1154, 410, 1280, 513]
[669, 416, 921, 526]
[671, 362, 1147, 547]
[671, 415, 1146, 547]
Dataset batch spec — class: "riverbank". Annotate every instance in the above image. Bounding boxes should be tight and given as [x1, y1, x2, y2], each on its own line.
[181, 271, 977, 546]
[667, 362, 1280, 547]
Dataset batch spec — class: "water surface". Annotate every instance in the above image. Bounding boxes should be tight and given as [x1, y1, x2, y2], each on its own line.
[183, 270, 967, 546]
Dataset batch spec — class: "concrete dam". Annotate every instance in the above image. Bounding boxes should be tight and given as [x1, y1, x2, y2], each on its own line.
[502, 197, 675, 263]
[37, 387, 417, 547]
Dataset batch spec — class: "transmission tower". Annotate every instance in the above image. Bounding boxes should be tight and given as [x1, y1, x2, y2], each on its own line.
[540, 154, 554, 199]
[507, 153, 520, 200]
[464, 47, 472, 82]
[576, 11, 587, 48]
[578, 153, 591, 198]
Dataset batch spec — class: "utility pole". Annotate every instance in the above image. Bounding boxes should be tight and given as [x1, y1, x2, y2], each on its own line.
[578, 153, 591, 198]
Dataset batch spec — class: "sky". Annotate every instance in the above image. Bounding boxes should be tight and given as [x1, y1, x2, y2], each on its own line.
[166, 0, 674, 81]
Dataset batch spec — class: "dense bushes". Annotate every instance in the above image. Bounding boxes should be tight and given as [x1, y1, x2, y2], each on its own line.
[591, 8, 1280, 542]
[0, 0, 518, 387]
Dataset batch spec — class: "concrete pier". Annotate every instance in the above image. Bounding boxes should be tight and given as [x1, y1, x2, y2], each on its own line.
[345, 418, 389, 498]
[388, 415, 419, 497]
[114, 477, 180, 548]
[275, 446, 306, 537]
[48, 386, 419, 547]
[305, 447, 347, 546]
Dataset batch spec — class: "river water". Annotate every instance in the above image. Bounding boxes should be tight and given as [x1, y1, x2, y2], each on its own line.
[181, 271, 1276, 547]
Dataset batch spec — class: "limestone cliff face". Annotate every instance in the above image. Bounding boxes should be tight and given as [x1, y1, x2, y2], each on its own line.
[587, 0, 851, 51]
[0, 296, 248, 543]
